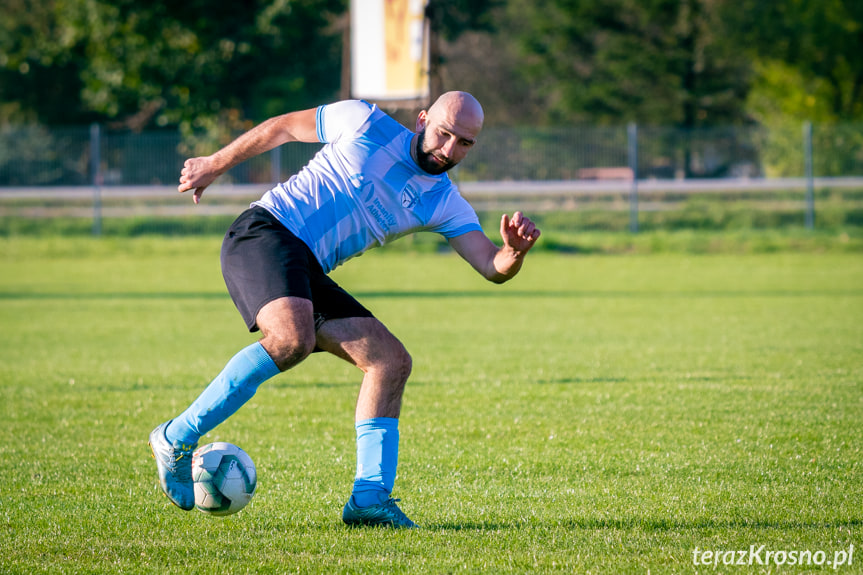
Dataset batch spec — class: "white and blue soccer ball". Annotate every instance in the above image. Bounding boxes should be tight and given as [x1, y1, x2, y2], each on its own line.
[192, 442, 257, 516]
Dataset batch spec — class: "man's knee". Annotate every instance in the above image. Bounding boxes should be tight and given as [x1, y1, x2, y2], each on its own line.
[396, 343, 412, 379]
[256, 297, 316, 370]
[376, 339, 412, 385]
[260, 329, 316, 370]
[315, 316, 412, 383]
[347, 328, 412, 384]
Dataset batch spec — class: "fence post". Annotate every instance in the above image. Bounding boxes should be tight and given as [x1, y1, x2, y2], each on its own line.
[803, 120, 814, 229]
[90, 123, 102, 236]
[627, 122, 639, 233]
[270, 147, 281, 184]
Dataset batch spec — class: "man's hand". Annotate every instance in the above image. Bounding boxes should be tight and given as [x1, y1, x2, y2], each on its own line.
[178, 156, 221, 204]
[449, 212, 541, 284]
[500, 211, 540, 255]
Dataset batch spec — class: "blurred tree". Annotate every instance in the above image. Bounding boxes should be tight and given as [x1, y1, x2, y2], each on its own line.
[0, 0, 94, 125]
[427, 0, 500, 41]
[3, 0, 861, 135]
[724, 0, 863, 177]
[0, 0, 346, 139]
[728, 0, 863, 123]
[495, 0, 751, 127]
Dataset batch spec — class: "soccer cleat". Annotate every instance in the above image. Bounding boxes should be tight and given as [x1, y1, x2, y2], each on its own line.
[148, 421, 197, 511]
[342, 496, 418, 529]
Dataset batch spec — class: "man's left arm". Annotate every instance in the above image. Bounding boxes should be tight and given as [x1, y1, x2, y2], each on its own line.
[448, 212, 541, 284]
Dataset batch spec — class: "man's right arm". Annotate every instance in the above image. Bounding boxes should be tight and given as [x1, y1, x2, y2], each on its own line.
[177, 108, 319, 204]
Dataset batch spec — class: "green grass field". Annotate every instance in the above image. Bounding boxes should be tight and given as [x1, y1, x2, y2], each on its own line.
[1, 237, 862, 574]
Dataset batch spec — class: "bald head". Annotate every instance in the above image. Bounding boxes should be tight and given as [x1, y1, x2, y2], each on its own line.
[412, 91, 483, 175]
[426, 91, 484, 135]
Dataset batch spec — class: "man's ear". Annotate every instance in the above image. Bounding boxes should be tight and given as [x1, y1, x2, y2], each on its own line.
[415, 110, 428, 132]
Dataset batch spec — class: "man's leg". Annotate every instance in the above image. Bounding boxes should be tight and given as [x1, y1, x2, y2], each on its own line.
[151, 297, 315, 510]
[166, 297, 315, 442]
[315, 317, 417, 528]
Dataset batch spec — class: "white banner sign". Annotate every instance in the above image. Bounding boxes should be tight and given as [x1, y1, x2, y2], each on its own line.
[351, 0, 429, 101]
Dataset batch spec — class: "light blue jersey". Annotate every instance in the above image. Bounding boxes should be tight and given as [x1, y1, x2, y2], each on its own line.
[253, 100, 482, 273]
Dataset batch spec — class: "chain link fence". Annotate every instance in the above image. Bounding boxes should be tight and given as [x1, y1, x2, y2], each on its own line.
[1, 121, 861, 235]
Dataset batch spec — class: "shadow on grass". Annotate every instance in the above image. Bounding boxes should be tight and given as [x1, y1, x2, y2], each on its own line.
[535, 377, 628, 385]
[426, 517, 863, 531]
[267, 379, 356, 389]
[0, 291, 231, 300]
[424, 521, 516, 531]
[567, 517, 863, 531]
[353, 289, 863, 299]
[2, 289, 862, 301]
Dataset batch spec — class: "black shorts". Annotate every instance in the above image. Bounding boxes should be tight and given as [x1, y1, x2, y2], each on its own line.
[220, 206, 374, 332]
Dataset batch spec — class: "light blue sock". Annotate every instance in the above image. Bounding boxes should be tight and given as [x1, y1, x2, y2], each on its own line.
[165, 342, 280, 446]
[351, 417, 399, 508]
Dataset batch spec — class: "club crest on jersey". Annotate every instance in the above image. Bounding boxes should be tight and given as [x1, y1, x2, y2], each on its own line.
[401, 185, 419, 209]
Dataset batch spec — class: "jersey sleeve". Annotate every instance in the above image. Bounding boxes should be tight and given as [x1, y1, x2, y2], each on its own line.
[316, 100, 375, 144]
[428, 191, 483, 239]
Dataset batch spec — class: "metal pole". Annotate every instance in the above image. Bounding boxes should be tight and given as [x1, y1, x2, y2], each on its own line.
[628, 122, 639, 233]
[804, 121, 814, 229]
[270, 147, 281, 184]
[90, 123, 102, 236]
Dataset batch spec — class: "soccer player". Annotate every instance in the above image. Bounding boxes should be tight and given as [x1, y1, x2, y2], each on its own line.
[149, 91, 540, 528]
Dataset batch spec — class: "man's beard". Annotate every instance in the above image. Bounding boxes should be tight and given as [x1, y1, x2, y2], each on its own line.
[414, 129, 455, 175]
